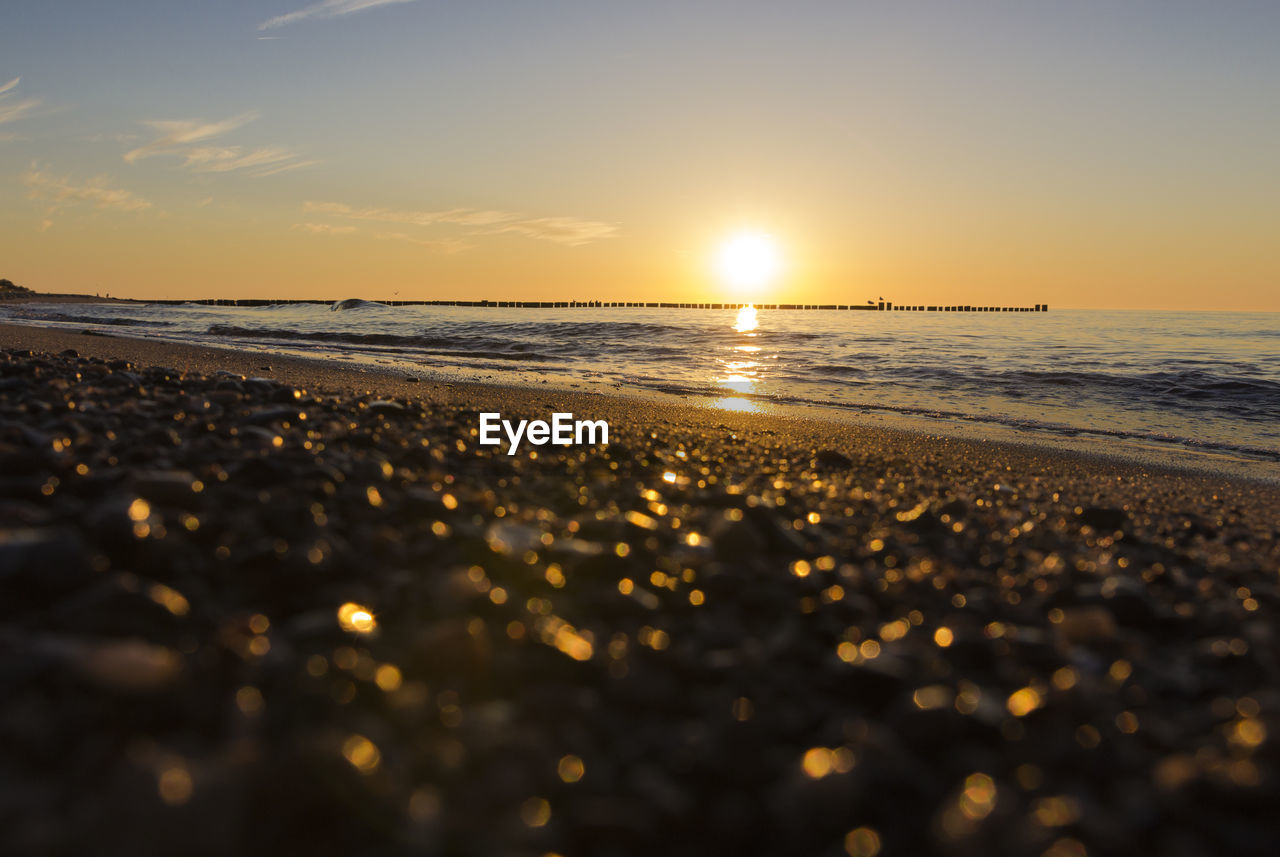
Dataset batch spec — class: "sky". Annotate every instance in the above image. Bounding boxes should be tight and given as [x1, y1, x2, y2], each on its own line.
[2, 0, 1278, 309]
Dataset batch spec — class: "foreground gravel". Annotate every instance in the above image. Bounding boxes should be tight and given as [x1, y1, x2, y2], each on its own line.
[2, 342, 1279, 857]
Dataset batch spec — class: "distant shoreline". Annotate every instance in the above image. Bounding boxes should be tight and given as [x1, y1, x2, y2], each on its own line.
[1, 293, 1049, 312]
[0, 292, 129, 305]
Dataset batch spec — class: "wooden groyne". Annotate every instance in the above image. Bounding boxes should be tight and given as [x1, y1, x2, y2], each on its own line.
[147, 299, 1049, 312]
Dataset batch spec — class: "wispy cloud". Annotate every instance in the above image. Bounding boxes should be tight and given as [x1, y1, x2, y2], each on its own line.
[303, 201, 511, 227]
[21, 163, 152, 228]
[182, 146, 319, 175]
[303, 200, 617, 246]
[125, 112, 315, 176]
[373, 232, 472, 253]
[124, 113, 257, 163]
[294, 221, 470, 253]
[0, 76, 41, 127]
[295, 222, 358, 234]
[487, 217, 621, 246]
[83, 132, 144, 144]
[259, 0, 418, 32]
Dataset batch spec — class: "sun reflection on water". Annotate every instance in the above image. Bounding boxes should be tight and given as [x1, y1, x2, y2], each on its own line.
[711, 305, 768, 412]
[712, 396, 763, 413]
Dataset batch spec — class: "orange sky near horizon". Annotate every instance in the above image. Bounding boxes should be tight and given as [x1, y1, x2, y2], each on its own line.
[2, 2, 1278, 311]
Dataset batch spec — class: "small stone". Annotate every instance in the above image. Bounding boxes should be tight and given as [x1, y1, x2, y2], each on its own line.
[65, 638, 183, 692]
[709, 517, 765, 562]
[131, 470, 199, 505]
[1080, 506, 1126, 531]
[245, 378, 278, 396]
[1055, 606, 1118, 645]
[814, 449, 852, 469]
[49, 575, 188, 637]
[411, 619, 491, 677]
[0, 528, 94, 593]
[236, 426, 282, 447]
[243, 407, 305, 427]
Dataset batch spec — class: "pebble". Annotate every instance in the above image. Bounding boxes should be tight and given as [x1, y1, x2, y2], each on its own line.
[0, 346, 1276, 857]
[52, 636, 183, 692]
[0, 527, 95, 593]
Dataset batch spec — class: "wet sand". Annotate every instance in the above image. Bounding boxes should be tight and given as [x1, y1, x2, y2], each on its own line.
[2, 323, 1278, 856]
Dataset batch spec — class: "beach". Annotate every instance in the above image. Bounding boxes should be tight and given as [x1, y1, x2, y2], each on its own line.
[2, 321, 1279, 857]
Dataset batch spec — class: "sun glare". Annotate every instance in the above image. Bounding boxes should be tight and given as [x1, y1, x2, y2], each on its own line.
[716, 232, 782, 291]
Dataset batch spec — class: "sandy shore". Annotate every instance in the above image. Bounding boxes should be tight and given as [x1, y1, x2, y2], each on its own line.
[2, 323, 1278, 856]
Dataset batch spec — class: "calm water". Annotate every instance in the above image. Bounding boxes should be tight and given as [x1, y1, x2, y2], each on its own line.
[5, 301, 1278, 464]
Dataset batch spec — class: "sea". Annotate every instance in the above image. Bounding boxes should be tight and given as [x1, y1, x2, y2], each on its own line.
[4, 300, 1278, 472]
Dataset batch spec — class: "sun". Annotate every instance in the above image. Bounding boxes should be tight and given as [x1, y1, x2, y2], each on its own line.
[715, 231, 782, 292]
